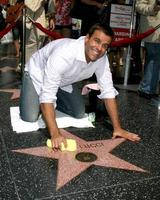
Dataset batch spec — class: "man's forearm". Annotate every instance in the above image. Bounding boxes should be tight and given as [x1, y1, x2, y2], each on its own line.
[40, 103, 60, 138]
[104, 98, 121, 131]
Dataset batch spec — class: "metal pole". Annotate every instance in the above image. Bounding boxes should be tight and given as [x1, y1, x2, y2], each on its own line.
[124, 0, 136, 86]
[21, 7, 26, 76]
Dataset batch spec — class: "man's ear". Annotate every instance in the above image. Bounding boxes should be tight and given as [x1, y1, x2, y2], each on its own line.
[85, 34, 89, 42]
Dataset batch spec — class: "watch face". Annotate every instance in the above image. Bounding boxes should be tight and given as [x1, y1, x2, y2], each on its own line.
[75, 152, 97, 162]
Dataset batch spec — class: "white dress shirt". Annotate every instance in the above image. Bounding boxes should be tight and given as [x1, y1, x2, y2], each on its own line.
[25, 36, 118, 105]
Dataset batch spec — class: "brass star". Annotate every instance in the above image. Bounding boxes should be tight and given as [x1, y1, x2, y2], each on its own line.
[12, 129, 147, 190]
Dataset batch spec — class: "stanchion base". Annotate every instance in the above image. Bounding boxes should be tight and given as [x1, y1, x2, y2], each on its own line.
[151, 97, 160, 109]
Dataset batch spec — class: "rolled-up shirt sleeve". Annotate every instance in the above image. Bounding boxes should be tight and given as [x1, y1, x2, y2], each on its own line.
[95, 56, 118, 99]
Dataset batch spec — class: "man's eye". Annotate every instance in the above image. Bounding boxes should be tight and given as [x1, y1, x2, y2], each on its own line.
[94, 38, 100, 44]
[102, 44, 109, 49]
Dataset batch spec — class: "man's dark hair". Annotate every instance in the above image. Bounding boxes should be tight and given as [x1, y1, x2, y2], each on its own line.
[88, 23, 114, 39]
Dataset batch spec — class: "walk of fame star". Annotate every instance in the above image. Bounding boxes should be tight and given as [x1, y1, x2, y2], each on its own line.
[0, 88, 20, 99]
[12, 129, 147, 190]
[0, 66, 16, 72]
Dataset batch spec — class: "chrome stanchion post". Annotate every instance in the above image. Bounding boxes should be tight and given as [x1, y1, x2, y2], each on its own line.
[124, 0, 136, 86]
[21, 7, 26, 76]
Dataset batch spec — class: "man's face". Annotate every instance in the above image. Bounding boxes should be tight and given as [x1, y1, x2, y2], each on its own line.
[85, 30, 112, 63]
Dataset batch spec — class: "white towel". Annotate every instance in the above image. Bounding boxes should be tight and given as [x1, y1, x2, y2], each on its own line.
[10, 107, 94, 133]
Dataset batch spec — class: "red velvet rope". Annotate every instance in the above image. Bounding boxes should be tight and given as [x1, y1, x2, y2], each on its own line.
[1, 17, 159, 48]
[31, 20, 160, 47]
[0, 22, 16, 39]
[32, 21, 63, 40]
[111, 26, 159, 47]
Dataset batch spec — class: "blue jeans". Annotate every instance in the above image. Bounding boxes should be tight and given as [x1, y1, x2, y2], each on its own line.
[20, 71, 85, 122]
[138, 42, 160, 94]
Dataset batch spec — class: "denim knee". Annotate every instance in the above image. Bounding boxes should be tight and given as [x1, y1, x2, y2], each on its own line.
[72, 108, 85, 119]
[20, 110, 39, 122]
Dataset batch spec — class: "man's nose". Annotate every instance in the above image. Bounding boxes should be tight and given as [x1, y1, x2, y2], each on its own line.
[96, 44, 103, 51]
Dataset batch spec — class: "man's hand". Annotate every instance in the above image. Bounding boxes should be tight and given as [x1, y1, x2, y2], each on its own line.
[104, 99, 140, 142]
[40, 103, 67, 150]
[112, 128, 141, 142]
[49, 18, 55, 31]
[51, 133, 67, 151]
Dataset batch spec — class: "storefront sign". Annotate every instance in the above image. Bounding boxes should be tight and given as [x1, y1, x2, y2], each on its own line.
[110, 4, 136, 40]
